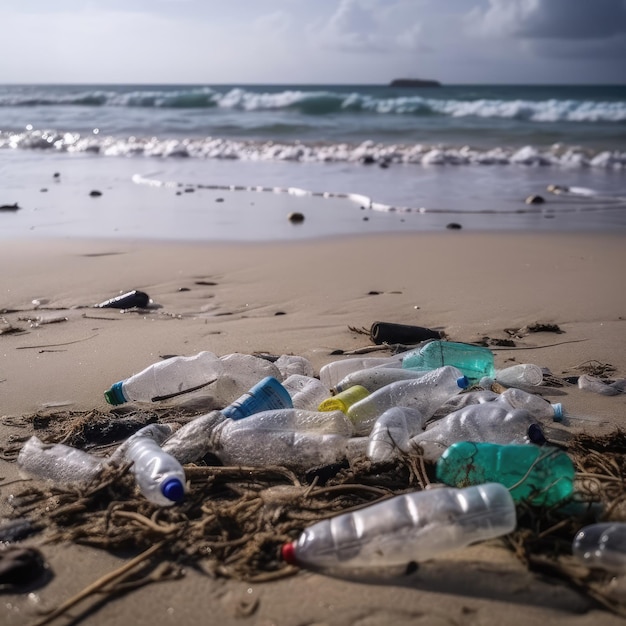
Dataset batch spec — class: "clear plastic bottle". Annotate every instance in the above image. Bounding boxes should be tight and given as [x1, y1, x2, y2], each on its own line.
[104, 351, 280, 407]
[401, 341, 495, 383]
[367, 407, 426, 463]
[496, 387, 563, 422]
[281, 374, 331, 411]
[125, 435, 186, 506]
[17, 436, 104, 487]
[347, 366, 468, 436]
[274, 354, 315, 379]
[430, 389, 499, 421]
[334, 367, 432, 395]
[213, 408, 356, 470]
[572, 523, 626, 575]
[319, 355, 406, 389]
[281, 483, 516, 572]
[436, 441, 575, 506]
[318, 385, 370, 414]
[161, 410, 227, 464]
[410, 404, 537, 462]
[494, 363, 544, 388]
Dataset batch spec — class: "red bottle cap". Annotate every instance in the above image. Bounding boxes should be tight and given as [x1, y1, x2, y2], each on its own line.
[281, 542, 297, 565]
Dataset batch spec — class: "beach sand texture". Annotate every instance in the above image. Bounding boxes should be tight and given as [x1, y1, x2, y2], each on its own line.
[1, 230, 626, 625]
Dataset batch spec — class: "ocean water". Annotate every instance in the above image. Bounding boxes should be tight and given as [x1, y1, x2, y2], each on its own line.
[1, 83, 625, 239]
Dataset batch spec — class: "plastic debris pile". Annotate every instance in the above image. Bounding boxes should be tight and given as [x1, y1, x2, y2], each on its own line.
[4, 330, 626, 617]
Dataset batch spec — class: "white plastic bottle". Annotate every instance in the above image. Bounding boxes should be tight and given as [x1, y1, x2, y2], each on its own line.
[494, 363, 544, 388]
[410, 404, 537, 462]
[281, 483, 516, 572]
[17, 436, 105, 487]
[346, 366, 468, 436]
[125, 435, 186, 506]
[281, 374, 332, 410]
[496, 387, 563, 422]
[572, 523, 626, 575]
[274, 354, 315, 379]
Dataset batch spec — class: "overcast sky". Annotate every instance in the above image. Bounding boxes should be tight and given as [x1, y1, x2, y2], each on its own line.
[1, 0, 625, 84]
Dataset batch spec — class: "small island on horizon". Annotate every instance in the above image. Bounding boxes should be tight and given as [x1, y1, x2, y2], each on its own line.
[389, 78, 441, 88]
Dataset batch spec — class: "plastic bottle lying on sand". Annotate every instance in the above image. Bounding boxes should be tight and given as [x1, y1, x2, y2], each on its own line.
[17, 436, 105, 487]
[430, 389, 500, 421]
[213, 409, 362, 470]
[281, 374, 331, 411]
[401, 341, 495, 383]
[104, 351, 280, 407]
[572, 523, 626, 575]
[436, 442, 575, 506]
[367, 407, 427, 463]
[346, 366, 468, 436]
[273, 354, 315, 379]
[410, 404, 538, 462]
[124, 433, 186, 506]
[492, 363, 544, 388]
[281, 483, 516, 572]
[577, 375, 626, 396]
[319, 355, 406, 389]
[496, 387, 563, 422]
[220, 376, 293, 420]
[333, 367, 433, 395]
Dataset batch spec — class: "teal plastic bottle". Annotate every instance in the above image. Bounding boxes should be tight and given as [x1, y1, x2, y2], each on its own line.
[435, 441, 575, 506]
[401, 341, 495, 383]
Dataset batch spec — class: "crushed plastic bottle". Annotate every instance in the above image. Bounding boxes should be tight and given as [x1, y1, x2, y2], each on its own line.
[281, 483, 516, 572]
[367, 407, 426, 463]
[578, 375, 626, 396]
[281, 374, 331, 411]
[346, 366, 468, 435]
[17, 436, 104, 487]
[410, 404, 537, 461]
[572, 523, 626, 575]
[401, 341, 495, 383]
[436, 441, 575, 506]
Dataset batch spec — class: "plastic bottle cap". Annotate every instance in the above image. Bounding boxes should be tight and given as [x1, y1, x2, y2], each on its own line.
[161, 478, 185, 503]
[104, 381, 126, 405]
[528, 423, 547, 445]
[281, 541, 297, 565]
[552, 403, 563, 422]
[457, 376, 469, 389]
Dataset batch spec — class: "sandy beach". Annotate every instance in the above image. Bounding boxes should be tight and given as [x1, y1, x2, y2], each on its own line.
[1, 229, 626, 625]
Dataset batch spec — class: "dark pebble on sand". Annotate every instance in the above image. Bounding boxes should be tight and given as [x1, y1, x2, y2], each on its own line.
[184, 188, 195, 193]
[40, 188, 48, 192]
[446, 222, 462, 229]
[89, 190, 103, 197]
[274, 311, 286, 316]
[216, 198, 224, 203]
[288, 212, 305, 223]
[53, 172, 60, 179]
[525, 195, 545, 205]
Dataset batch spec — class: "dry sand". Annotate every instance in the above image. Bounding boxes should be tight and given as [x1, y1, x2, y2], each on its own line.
[1, 231, 626, 625]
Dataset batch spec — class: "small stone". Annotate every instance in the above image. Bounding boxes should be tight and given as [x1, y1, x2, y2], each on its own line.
[525, 195, 545, 205]
[89, 190, 103, 197]
[216, 198, 224, 203]
[446, 222, 462, 230]
[53, 172, 60, 179]
[288, 212, 305, 223]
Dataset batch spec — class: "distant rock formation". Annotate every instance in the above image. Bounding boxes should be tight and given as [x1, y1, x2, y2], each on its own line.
[389, 78, 441, 88]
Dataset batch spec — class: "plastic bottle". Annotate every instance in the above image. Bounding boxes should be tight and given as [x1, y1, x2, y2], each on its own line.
[274, 354, 315, 379]
[281, 483, 516, 572]
[334, 367, 433, 395]
[17, 436, 105, 487]
[493, 363, 544, 388]
[496, 387, 563, 422]
[318, 385, 370, 414]
[347, 366, 468, 436]
[281, 374, 331, 411]
[572, 523, 626, 575]
[401, 341, 495, 383]
[578, 374, 626, 396]
[124, 434, 186, 506]
[367, 407, 426, 463]
[220, 376, 293, 420]
[430, 389, 500, 421]
[104, 351, 280, 406]
[212, 408, 356, 470]
[319, 355, 406, 389]
[410, 404, 537, 462]
[436, 441, 575, 506]
[161, 410, 227, 464]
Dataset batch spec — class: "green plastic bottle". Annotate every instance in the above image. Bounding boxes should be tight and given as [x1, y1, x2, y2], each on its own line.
[435, 441, 575, 507]
[401, 341, 495, 383]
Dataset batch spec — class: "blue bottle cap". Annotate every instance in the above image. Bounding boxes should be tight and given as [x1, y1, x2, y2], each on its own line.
[161, 477, 185, 503]
[457, 376, 469, 389]
[104, 381, 126, 405]
[528, 423, 547, 445]
[552, 403, 563, 422]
